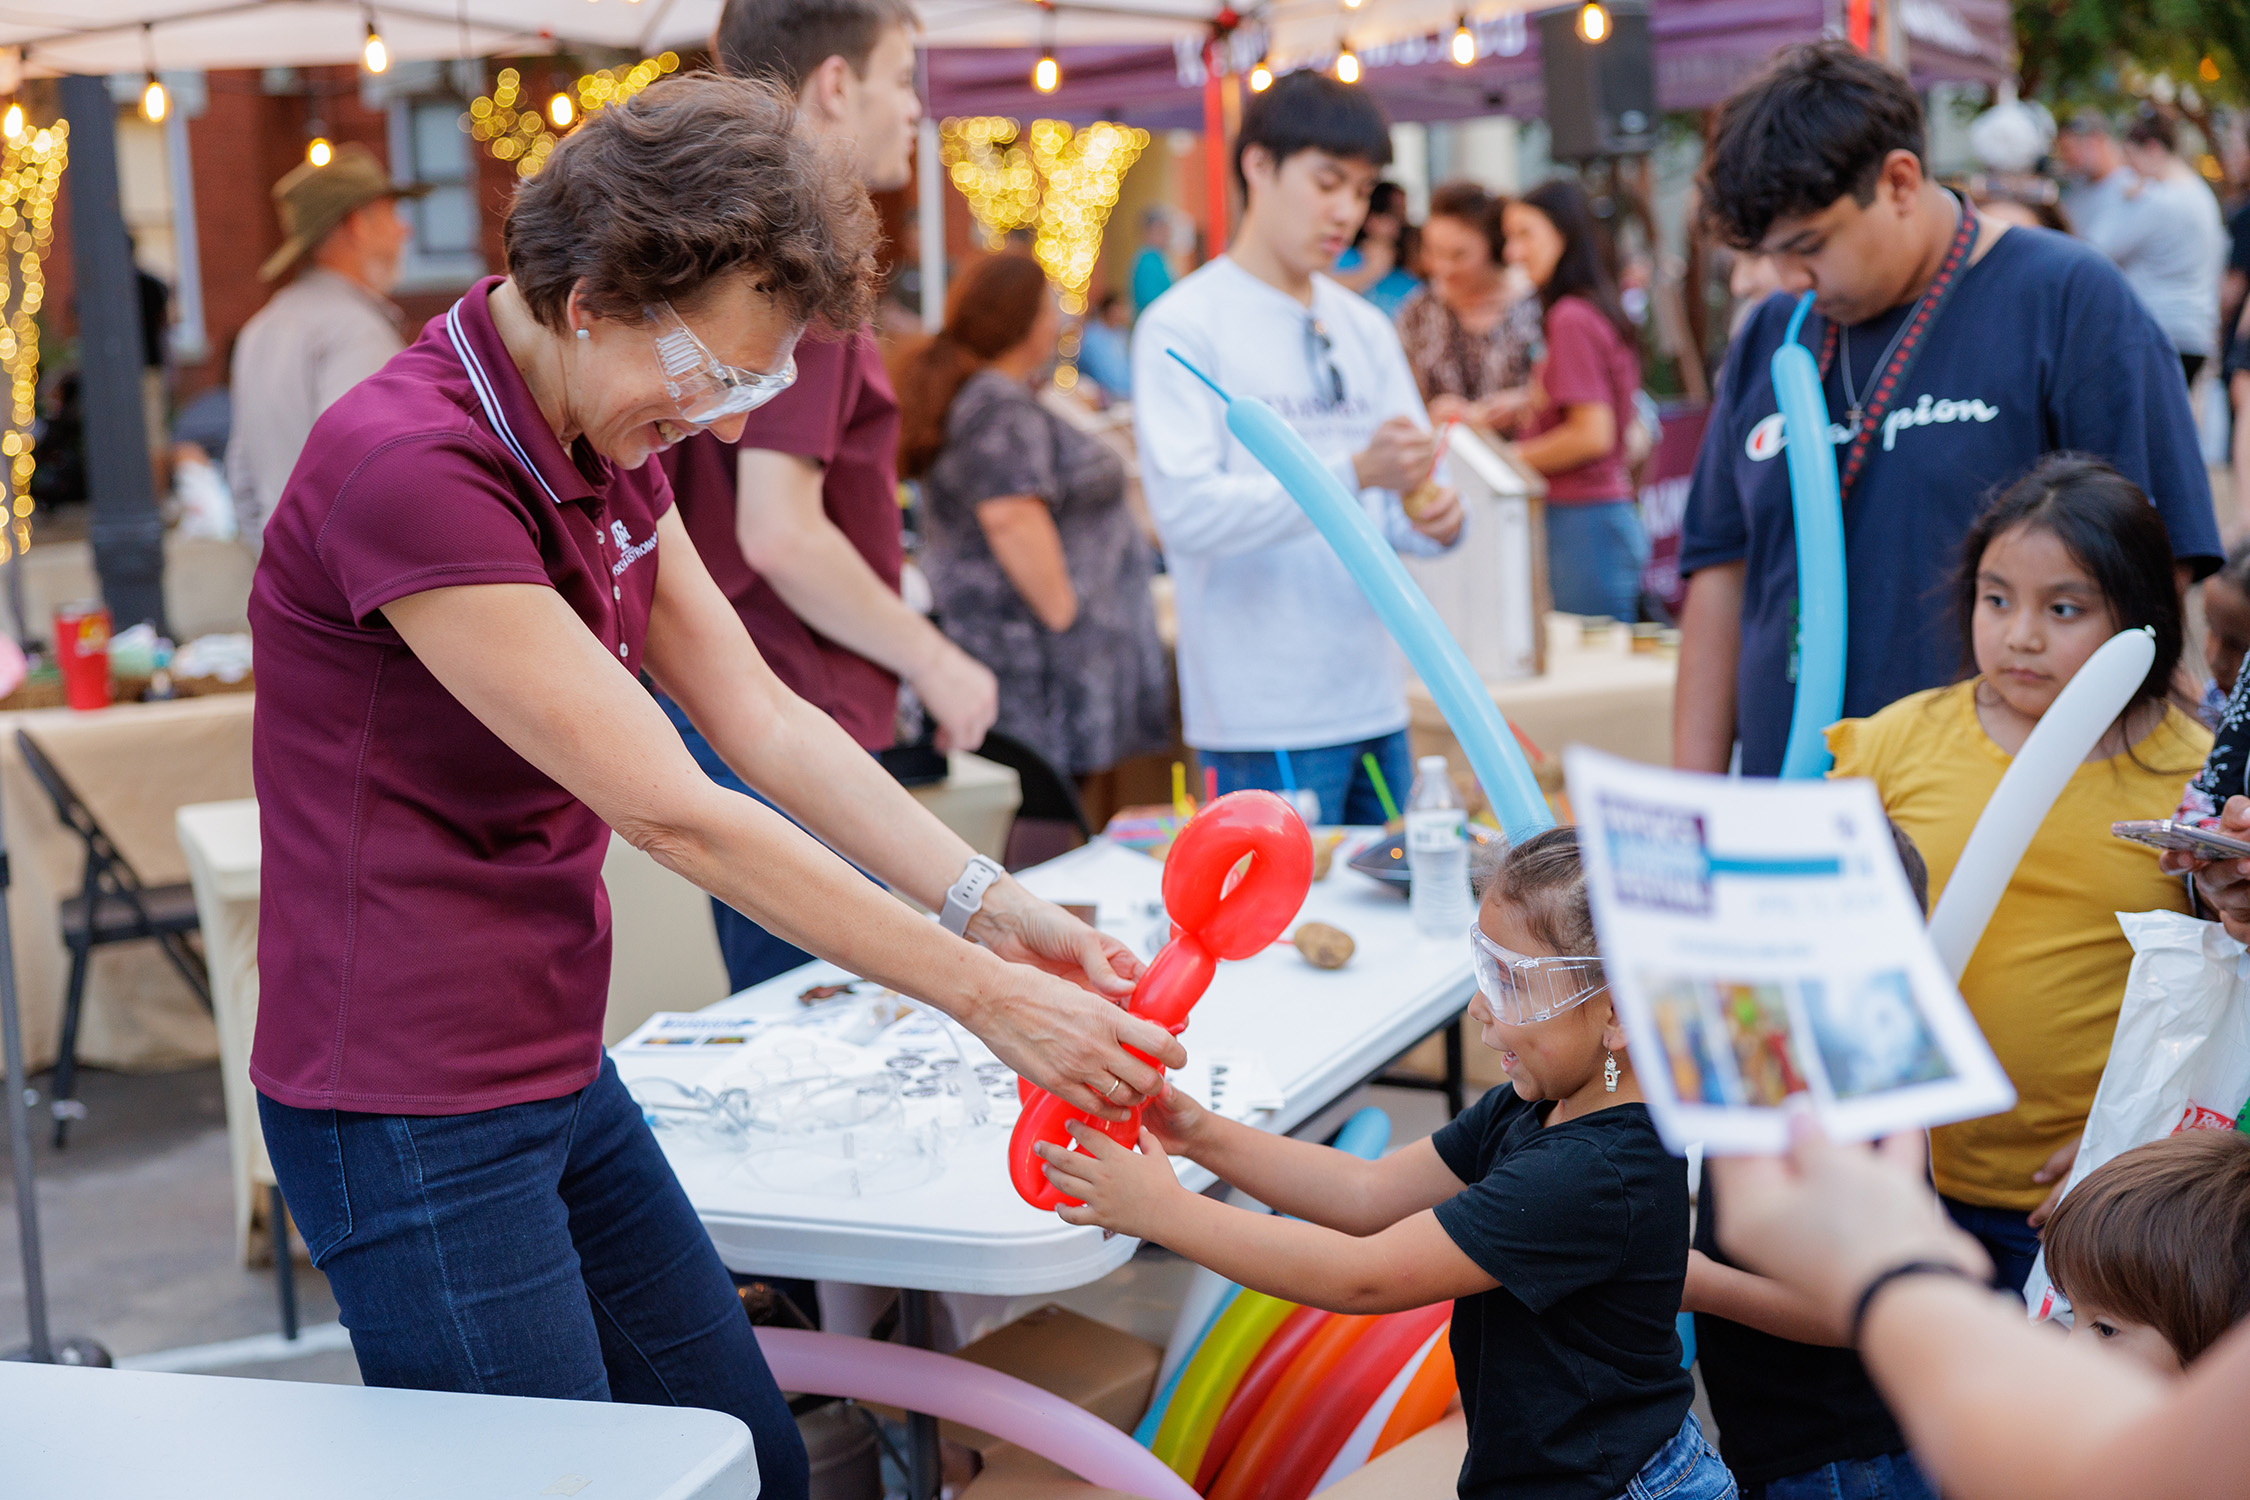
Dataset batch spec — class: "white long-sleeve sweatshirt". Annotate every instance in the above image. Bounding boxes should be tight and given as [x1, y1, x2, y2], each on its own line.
[1131, 257, 1457, 752]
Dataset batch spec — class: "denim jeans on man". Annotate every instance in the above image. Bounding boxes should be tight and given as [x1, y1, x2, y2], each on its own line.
[1199, 730, 1412, 827]
[1547, 499, 1649, 622]
[1621, 1412, 1738, 1500]
[1943, 1197, 2043, 1300]
[657, 692, 880, 992]
[1749, 1451, 1937, 1500]
[259, 1057, 808, 1500]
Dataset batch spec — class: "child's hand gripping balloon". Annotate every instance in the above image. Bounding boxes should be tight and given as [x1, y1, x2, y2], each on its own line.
[1008, 792, 1314, 1211]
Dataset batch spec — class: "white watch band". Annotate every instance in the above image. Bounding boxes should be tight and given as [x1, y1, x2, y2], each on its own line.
[940, 855, 1005, 936]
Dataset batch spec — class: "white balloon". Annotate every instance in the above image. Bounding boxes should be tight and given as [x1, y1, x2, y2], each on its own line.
[1925, 628, 2157, 978]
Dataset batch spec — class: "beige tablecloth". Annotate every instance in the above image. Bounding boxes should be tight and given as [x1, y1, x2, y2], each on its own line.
[1408, 615, 1677, 782]
[6, 693, 255, 1074]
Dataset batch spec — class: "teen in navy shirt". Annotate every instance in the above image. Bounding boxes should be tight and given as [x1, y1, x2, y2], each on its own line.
[1676, 44, 2219, 778]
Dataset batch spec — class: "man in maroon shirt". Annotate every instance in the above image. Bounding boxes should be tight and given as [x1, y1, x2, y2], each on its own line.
[663, 0, 999, 988]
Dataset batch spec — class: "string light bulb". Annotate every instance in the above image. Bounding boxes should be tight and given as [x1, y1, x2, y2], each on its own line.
[1033, 54, 1061, 92]
[1249, 60, 1273, 91]
[3, 104, 22, 140]
[1335, 45, 1360, 82]
[362, 18, 388, 73]
[1577, 1, 1609, 42]
[1452, 17, 1476, 64]
[548, 92, 575, 128]
[140, 74, 167, 123]
[307, 136, 333, 166]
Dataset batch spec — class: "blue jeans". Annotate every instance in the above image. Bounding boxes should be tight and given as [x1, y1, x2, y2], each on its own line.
[1942, 1197, 2043, 1299]
[258, 1057, 807, 1500]
[1753, 1451, 1937, 1500]
[1547, 499, 1649, 622]
[1198, 729, 1412, 827]
[1621, 1413, 1737, 1500]
[657, 693, 877, 993]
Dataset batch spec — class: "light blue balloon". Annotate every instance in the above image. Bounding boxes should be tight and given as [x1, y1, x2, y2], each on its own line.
[1166, 351, 1555, 841]
[1772, 292, 1847, 780]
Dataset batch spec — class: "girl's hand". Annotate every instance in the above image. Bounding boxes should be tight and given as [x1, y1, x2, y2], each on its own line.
[1142, 1083, 1212, 1157]
[1037, 1122, 1186, 1235]
[2027, 1138, 2081, 1228]
[968, 880, 1143, 1001]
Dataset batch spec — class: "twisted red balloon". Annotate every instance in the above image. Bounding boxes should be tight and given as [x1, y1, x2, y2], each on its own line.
[1009, 791, 1315, 1210]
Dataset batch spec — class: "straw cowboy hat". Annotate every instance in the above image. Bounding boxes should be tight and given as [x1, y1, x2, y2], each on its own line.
[258, 143, 429, 283]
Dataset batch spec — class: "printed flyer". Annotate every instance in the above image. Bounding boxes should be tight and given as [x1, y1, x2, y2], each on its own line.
[1566, 748, 2015, 1154]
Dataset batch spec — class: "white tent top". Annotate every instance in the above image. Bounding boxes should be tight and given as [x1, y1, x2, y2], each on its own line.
[3, 0, 1555, 77]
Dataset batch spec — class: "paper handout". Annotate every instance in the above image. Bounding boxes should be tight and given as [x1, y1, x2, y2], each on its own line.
[1566, 749, 2015, 1155]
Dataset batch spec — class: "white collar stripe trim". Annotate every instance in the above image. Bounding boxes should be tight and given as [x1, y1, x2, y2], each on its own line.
[444, 300, 563, 506]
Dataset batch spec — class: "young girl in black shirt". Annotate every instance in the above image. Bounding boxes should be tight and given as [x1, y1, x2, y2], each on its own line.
[1037, 827, 1734, 1500]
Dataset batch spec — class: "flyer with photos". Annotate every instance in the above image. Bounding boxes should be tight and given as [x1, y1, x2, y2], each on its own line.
[1566, 748, 2015, 1154]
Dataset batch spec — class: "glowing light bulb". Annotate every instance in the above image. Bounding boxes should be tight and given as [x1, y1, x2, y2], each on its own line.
[1033, 54, 1060, 93]
[1335, 47, 1360, 82]
[140, 75, 167, 123]
[1249, 62, 1273, 91]
[363, 26, 388, 73]
[1452, 20, 1476, 64]
[1578, 1, 1609, 42]
[549, 92, 575, 128]
[307, 136, 333, 167]
[3, 104, 22, 139]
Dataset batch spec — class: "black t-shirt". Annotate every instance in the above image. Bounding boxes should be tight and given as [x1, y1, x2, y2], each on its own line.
[1692, 1173, 1908, 1486]
[1680, 223, 2221, 776]
[1431, 1087, 1692, 1500]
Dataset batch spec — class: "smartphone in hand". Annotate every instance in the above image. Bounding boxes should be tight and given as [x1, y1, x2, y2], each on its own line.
[2112, 819, 2250, 862]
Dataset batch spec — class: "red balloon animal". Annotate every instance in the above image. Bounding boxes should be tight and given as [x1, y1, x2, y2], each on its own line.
[1009, 791, 1314, 1210]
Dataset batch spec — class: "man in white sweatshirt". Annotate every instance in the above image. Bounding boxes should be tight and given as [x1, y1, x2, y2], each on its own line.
[1133, 71, 1461, 824]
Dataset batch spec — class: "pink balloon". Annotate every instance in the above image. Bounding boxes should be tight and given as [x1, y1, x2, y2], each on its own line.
[755, 1328, 1201, 1500]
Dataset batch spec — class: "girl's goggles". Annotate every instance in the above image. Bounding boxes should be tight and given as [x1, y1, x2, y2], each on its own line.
[649, 302, 798, 426]
[1469, 922, 1608, 1024]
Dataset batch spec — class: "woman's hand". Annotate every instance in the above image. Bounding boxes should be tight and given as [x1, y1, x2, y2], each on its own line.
[1710, 1113, 1989, 1326]
[2028, 1138, 2081, 1228]
[969, 879, 1143, 1000]
[1037, 1122, 1188, 1235]
[965, 961, 1183, 1121]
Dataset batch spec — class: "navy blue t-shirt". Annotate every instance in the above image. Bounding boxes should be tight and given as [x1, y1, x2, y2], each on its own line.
[1681, 224, 2221, 776]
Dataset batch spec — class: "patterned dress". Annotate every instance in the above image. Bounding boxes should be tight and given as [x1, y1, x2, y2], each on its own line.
[919, 369, 1172, 777]
[1394, 285, 1544, 406]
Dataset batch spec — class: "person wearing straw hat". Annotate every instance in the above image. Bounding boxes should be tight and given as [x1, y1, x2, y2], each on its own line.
[225, 142, 426, 550]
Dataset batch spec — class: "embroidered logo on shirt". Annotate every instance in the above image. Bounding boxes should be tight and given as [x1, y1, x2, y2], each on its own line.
[1744, 412, 1849, 462]
[610, 520, 630, 549]
[1744, 394, 2000, 463]
[609, 523, 656, 577]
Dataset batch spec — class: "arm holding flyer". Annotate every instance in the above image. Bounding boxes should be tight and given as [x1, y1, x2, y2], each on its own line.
[1566, 748, 2015, 1154]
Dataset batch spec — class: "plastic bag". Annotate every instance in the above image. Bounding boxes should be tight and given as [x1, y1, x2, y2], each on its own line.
[2021, 910, 2250, 1319]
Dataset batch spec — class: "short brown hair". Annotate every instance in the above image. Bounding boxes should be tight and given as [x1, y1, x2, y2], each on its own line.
[1480, 826, 1598, 958]
[504, 74, 876, 335]
[2042, 1131, 2250, 1364]
[714, 0, 919, 94]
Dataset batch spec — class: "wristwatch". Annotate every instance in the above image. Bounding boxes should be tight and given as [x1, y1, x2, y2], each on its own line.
[940, 854, 1005, 937]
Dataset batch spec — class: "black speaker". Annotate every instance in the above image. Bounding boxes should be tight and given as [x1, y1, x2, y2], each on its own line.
[1537, 1, 1656, 160]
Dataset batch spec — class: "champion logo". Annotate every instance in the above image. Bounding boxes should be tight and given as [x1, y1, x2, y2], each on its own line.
[1744, 411, 1849, 462]
[1879, 393, 1999, 451]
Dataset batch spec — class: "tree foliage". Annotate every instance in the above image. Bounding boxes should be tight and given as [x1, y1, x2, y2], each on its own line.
[2016, 0, 2249, 110]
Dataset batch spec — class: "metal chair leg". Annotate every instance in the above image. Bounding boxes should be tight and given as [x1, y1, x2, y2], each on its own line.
[1444, 1022, 1466, 1119]
[271, 1184, 299, 1341]
[49, 940, 91, 1147]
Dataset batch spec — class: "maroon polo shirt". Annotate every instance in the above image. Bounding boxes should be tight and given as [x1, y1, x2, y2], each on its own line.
[661, 329, 903, 749]
[248, 277, 669, 1114]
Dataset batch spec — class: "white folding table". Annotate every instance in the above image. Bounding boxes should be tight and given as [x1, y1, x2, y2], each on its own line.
[1, 1362, 756, 1499]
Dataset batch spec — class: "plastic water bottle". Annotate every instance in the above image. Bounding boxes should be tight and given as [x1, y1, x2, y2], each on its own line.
[1406, 755, 1471, 939]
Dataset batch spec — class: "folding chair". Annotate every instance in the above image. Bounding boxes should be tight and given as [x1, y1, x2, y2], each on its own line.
[16, 729, 210, 1145]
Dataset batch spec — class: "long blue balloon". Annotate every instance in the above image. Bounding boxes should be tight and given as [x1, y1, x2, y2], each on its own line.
[1773, 292, 1847, 780]
[1167, 351, 1554, 841]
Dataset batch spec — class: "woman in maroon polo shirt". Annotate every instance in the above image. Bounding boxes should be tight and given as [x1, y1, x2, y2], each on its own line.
[246, 78, 1181, 1498]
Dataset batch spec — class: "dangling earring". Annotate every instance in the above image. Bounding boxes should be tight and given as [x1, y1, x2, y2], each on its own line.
[1603, 1051, 1619, 1093]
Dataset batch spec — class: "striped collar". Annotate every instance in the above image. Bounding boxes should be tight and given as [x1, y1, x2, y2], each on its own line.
[442, 279, 599, 507]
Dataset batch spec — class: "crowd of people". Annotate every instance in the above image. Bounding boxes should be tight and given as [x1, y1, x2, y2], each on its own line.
[157, 0, 2250, 1496]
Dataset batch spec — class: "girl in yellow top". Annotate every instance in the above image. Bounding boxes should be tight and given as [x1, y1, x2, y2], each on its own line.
[1826, 454, 2210, 1297]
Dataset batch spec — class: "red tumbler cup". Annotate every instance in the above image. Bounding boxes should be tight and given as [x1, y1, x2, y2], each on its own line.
[53, 602, 112, 711]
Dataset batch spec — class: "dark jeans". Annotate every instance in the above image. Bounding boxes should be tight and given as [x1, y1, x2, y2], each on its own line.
[258, 1057, 808, 1500]
[657, 692, 877, 993]
[1942, 1196, 2043, 1299]
[1750, 1451, 1937, 1500]
[1198, 729, 1412, 827]
[1546, 498, 1650, 623]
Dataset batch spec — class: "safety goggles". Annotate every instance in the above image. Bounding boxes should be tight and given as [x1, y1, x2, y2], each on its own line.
[1469, 922, 1608, 1025]
[648, 302, 798, 426]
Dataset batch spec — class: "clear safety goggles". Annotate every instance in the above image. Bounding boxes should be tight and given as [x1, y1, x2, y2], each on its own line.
[1469, 922, 1608, 1025]
[648, 301, 798, 426]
